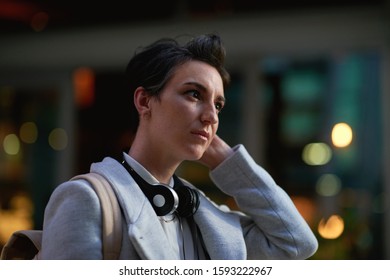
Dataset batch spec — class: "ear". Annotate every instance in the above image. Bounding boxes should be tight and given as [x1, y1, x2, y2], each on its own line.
[133, 86, 152, 117]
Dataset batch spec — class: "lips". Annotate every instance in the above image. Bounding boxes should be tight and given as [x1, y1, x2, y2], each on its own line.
[191, 130, 210, 141]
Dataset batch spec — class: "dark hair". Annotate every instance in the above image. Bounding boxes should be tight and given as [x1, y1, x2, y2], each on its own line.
[125, 33, 230, 133]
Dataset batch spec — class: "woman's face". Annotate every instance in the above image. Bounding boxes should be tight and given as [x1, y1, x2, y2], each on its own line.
[147, 60, 225, 162]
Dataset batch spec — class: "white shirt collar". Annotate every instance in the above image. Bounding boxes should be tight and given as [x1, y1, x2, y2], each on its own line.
[122, 152, 174, 187]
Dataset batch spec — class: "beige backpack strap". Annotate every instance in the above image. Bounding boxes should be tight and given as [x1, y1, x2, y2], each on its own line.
[72, 173, 122, 259]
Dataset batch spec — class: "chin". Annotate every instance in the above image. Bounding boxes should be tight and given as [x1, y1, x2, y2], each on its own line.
[183, 148, 205, 161]
[184, 153, 203, 162]
[180, 141, 209, 160]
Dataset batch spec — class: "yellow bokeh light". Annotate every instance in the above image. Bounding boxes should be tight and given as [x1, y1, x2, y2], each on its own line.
[318, 215, 345, 239]
[3, 134, 20, 155]
[20, 122, 38, 144]
[332, 122, 353, 148]
[0, 193, 34, 244]
[48, 128, 68, 151]
[302, 142, 332, 166]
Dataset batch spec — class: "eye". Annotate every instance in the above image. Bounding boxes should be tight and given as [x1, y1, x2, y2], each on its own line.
[215, 102, 224, 113]
[186, 90, 201, 100]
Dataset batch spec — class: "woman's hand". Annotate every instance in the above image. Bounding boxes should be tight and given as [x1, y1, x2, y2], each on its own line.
[198, 135, 234, 170]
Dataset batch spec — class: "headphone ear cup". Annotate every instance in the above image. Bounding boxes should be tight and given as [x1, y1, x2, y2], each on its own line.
[121, 159, 180, 216]
[143, 184, 179, 216]
[174, 186, 200, 218]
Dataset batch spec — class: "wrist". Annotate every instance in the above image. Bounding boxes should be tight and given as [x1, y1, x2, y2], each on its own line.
[207, 143, 234, 170]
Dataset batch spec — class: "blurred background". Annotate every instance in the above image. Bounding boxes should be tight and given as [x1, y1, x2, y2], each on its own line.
[0, 0, 389, 259]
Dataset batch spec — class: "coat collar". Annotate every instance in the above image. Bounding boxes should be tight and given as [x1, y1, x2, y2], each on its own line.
[90, 157, 246, 260]
[91, 157, 178, 259]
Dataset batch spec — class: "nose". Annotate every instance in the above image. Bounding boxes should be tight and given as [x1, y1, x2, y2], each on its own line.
[200, 103, 218, 125]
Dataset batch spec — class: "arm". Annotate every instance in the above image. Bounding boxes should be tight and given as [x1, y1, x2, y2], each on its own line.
[199, 136, 318, 259]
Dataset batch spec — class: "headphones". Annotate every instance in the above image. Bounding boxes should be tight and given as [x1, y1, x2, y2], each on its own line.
[121, 159, 200, 218]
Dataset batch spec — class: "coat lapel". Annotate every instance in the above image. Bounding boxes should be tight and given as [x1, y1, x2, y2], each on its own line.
[91, 157, 178, 259]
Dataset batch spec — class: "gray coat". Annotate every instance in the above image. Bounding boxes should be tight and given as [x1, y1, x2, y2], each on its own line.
[40, 145, 318, 259]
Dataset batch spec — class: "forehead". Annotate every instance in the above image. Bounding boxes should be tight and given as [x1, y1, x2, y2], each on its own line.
[169, 60, 224, 95]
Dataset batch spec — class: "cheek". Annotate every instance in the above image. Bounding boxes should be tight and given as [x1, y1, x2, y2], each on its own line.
[212, 121, 219, 135]
[153, 101, 178, 122]
[154, 109, 187, 136]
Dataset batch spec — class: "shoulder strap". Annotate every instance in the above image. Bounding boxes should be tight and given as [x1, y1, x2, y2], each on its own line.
[72, 172, 123, 259]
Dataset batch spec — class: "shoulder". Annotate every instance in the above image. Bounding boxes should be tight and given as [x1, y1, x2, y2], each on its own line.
[45, 177, 101, 217]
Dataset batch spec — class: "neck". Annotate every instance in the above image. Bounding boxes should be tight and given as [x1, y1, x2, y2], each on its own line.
[128, 135, 181, 184]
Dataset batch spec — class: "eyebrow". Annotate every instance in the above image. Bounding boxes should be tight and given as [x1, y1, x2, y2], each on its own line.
[184, 81, 226, 103]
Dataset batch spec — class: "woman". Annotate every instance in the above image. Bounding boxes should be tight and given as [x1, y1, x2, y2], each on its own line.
[40, 34, 318, 259]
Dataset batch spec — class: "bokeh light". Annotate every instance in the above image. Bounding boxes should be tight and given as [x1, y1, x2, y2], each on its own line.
[19, 122, 38, 144]
[318, 215, 345, 239]
[73, 67, 95, 107]
[316, 174, 342, 197]
[302, 142, 332, 166]
[332, 122, 353, 148]
[48, 128, 68, 151]
[3, 134, 20, 155]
